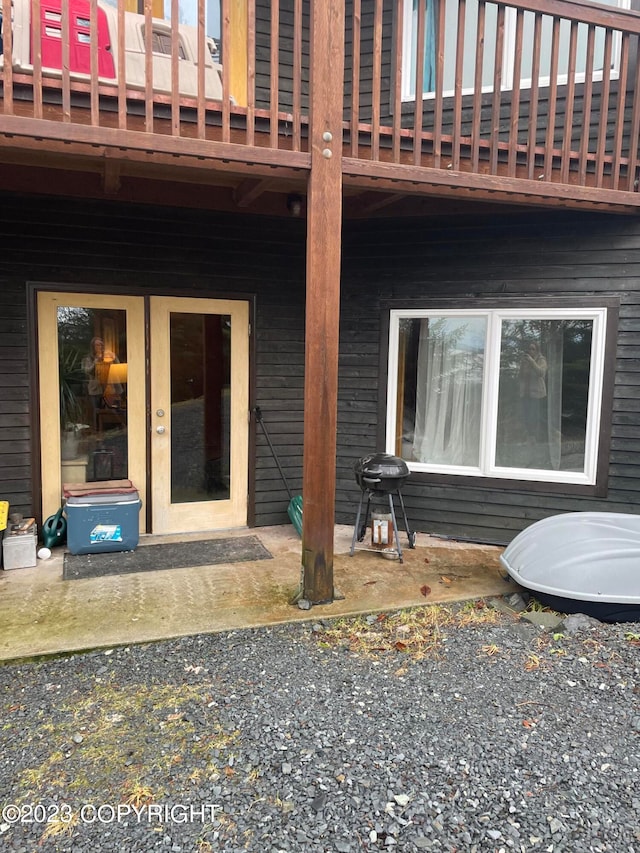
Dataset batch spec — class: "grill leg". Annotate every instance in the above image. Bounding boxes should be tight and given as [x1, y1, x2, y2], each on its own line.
[396, 489, 416, 548]
[388, 492, 403, 563]
[358, 492, 372, 542]
[350, 490, 367, 556]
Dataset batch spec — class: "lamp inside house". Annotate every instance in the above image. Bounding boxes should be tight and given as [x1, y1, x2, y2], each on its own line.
[105, 362, 127, 407]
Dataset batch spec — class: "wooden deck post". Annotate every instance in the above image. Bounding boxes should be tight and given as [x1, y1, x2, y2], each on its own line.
[300, 0, 345, 604]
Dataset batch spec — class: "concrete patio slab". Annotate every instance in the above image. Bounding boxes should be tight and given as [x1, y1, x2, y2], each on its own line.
[0, 525, 516, 661]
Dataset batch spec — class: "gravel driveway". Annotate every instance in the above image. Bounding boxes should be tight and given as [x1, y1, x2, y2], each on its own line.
[0, 601, 639, 852]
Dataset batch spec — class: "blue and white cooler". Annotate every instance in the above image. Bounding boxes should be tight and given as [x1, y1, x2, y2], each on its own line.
[64, 481, 142, 556]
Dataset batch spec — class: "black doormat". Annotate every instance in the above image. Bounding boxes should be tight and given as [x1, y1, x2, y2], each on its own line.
[63, 535, 273, 580]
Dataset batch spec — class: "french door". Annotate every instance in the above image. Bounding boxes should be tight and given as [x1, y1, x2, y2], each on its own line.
[38, 292, 250, 535]
[149, 296, 249, 532]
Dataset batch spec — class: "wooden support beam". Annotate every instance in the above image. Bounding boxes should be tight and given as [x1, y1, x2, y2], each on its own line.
[351, 191, 405, 215]
[102, 158, 121, 195]
[233, 178, 271, 207]
[0, 114, 312, 175]
[300, 0, 345, 605]
[341, 157, 640, 212]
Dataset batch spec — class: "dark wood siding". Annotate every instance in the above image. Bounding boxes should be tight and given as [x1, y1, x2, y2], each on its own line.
[255, 0, 310, 113]
[0, 193, 306, 528]
[2, 194, 640, 543]
[253, 0, 392, 122]
[338, 211, 640, 544]
[0, 281, 32, 516]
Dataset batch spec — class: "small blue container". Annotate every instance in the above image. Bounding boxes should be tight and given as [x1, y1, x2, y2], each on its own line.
[65, 492, 141, 556]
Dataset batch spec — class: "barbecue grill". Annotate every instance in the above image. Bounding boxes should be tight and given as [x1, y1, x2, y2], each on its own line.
[350, 453, 416, 562]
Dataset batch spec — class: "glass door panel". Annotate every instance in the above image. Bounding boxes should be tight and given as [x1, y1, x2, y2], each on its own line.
[169, 312, 231, 504]
[38, 293, 146, 528]
[150, 296, 249, 533]
[57, 306, 129, 485]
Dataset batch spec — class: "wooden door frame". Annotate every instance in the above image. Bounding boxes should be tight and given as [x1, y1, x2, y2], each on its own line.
[32, 286, 257, 536]
[149, 295, 250, 534]
[36, 290, 148, 528]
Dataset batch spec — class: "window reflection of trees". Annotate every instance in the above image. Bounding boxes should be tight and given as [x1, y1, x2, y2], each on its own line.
[397, 314, 594, 473]
[58, 307, 92, 435]
[497, 319, 592, 471]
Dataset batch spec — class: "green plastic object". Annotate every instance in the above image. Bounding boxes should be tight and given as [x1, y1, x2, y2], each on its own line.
[287, 494, 303, 538]
[41, 507, 67, 549]
[255, 407, 303, 539]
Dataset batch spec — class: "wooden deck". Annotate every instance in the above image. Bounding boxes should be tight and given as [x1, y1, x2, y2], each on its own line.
[1, 0, 640, 215]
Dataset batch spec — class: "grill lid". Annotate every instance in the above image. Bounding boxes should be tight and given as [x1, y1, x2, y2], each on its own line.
[354, 453, 410, 491]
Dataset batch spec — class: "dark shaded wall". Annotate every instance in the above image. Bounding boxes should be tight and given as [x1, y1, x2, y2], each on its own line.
[1, 194, 639, 543]
[0, 280, 30, 515]
[337, 211, 640, 543]
[0, 193, 306, 525]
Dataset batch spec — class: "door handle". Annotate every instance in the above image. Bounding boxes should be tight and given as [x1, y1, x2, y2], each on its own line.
[156, 425, 166, 434]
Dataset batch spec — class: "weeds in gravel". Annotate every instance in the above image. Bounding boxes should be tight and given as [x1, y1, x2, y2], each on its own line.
[312, 600, 500, 662]
[7, 679, 238, 808]
[457, 599, 502, 626]
[40, 812, 79, 841]
[524, 652, 542, 671]
[549, 646, 567, 657]
[525, 597, 551, 612]
[123, 781, 155, 807]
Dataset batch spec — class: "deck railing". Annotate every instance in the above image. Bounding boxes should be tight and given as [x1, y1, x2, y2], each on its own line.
[1, 0, 640, 193]
[349, 0, 640, 192]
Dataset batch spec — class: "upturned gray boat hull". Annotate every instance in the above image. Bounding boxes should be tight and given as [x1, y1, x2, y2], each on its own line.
[500, 512, 640, 622]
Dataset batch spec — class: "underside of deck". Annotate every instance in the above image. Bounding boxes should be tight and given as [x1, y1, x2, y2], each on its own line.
[1, 101, 639, 217]
[3, 0, 640, 217]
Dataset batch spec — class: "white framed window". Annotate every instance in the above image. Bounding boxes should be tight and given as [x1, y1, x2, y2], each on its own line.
[402, 0, 630, 100]
[386, 307, 608, 485]
[149, 28, 187, 58]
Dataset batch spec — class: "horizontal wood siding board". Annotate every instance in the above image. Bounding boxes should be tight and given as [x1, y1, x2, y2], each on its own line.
[0, 466, 31, 480]
[255, 0, 310, 113]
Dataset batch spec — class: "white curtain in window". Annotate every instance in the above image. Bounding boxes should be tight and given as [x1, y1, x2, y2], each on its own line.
[412, 318, 483, 466]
